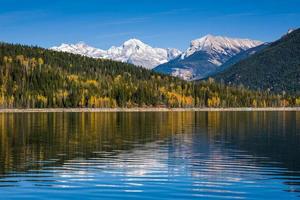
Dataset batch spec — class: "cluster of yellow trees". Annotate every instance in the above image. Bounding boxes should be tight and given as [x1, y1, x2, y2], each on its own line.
[87, 96, 117, 108]
[296, 98, 300, 106]
[4, 55, 44, 71]
[207, 96, 221, 107]
[165, 91, 194, 108]
[0, 95, 14, 107]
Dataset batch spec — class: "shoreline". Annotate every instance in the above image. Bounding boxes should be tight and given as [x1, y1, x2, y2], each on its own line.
[0, 107, 299, 113]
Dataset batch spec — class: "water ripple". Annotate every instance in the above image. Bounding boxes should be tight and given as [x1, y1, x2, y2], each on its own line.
[0, 112, 299, 199]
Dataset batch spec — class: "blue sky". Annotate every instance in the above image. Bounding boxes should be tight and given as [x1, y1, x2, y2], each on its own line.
[0, 0, 299, 50]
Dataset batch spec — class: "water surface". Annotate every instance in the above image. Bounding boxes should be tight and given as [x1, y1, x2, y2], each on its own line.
[0, 111, 299, 199]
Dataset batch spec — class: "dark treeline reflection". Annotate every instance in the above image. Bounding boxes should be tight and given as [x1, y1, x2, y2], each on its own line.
[204, 111, 300, 172]
[0, 111, 299, 181]
[0, 112, 197, 175]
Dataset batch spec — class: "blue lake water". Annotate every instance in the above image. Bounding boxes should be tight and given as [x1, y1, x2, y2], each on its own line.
[0, 111, 299, 199]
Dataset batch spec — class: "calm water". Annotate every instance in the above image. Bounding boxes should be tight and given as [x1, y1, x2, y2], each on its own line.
[0, 111, 299, 199]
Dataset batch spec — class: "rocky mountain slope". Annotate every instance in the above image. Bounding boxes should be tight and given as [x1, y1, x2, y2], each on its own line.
[154, 35, 262, 80]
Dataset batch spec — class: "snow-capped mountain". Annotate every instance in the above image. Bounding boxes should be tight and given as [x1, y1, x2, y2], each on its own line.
[51, 39, 181, 69]
[182, 34, 262, 59]
[51, 42, 107, 58]
[154, 35, 263, 80]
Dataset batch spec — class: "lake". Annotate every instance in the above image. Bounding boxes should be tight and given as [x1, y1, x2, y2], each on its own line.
[0, 111, 299, 199]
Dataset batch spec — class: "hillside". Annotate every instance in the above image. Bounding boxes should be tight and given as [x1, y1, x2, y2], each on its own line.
[0, 42, 298, 108]
[213, 29, 300, 95]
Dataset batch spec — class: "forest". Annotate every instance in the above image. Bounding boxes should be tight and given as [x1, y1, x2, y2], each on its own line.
[0, 42, 299, 108]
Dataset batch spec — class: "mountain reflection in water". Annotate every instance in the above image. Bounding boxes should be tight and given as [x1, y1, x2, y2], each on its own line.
[0, 111, 299, 199]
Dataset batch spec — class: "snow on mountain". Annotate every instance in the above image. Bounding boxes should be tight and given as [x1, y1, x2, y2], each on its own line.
[50, 42, 106, 58]
[50, 39, 181, 69]
[166, 48, 182, 60]
[181, 34, 262, 62]
[154, 35, 263, 80]
[287, 28, 295, 34]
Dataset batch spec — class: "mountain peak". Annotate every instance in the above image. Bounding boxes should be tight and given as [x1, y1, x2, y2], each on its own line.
[201, 34, 215, 39]
[123, 38, 146, 47]
[124, 38, 144, 43]
[183, 35, 263, 58]
[76, 41, 89, 47]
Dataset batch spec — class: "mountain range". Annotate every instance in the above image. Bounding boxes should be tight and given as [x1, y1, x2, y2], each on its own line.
[51, 35, 262, 80]
[51, 39, 181, 69]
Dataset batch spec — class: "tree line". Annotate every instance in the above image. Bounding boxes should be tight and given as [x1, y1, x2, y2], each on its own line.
[0, 42, 299, 108]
